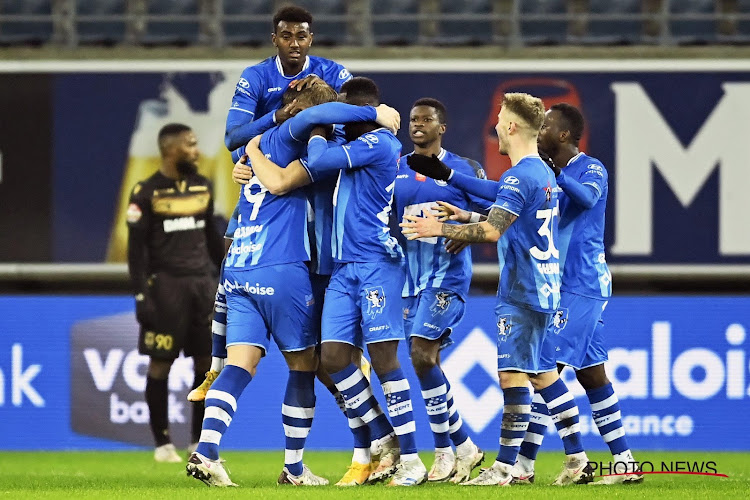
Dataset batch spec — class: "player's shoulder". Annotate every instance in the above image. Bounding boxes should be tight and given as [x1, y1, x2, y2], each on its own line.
[580, 153, 607, 171]
[443, 150, 486, 179]
[308, 54, 341, 69]
[238, 58, 275, 82]
[504, 158, 549, 187]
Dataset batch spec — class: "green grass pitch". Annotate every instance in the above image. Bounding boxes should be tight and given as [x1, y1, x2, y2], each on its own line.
[2, 450, 748, 499]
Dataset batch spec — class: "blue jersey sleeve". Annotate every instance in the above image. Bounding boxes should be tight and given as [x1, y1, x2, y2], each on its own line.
[286, 102, 376, 142]
[308, 132, 385, 173]
[225, 67, 277, 151]
[557, 162, 605, 210]
[493, 170, 528, 216]
[448, 170, 499, 202]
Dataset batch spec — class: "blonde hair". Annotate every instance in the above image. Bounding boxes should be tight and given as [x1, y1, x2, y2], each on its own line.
[282, 82, 339, 109]
[502, 92, 545, 133]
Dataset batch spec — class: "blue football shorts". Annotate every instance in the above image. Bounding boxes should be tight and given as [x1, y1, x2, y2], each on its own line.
[552, 292, 609, 370]
[321, 261, 405, 347]
[224, 262, 315, 354]
[224, 203, 240, 239]
[496, 302, 557, 373]
[403, 288, 464, 351]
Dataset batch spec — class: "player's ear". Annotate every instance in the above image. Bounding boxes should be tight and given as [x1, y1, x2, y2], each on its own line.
[439, 123, 446, 136]
[271, 32, 277, 47]
[559, 129, 570, 143]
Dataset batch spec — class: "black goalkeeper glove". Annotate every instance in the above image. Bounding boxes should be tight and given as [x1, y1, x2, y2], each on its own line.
[406, 153, 453, 181]
[539, 149, 561, 177]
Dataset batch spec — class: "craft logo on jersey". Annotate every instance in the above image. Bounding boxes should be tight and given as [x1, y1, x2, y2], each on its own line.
[497, 315, 512, 341]
[429, 292, 452, 315]
[553, 308, 569, 333]
[364, 286, 386, 319]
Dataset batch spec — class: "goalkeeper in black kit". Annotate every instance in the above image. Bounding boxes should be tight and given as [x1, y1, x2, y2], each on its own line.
[126, 123, 225, 462]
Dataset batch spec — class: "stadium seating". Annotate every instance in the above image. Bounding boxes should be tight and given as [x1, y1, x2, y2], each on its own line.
[142, 0, 201, 45]
[372, 0, 419, 45]
[293, 0, 347, 46]
[584, 0, 643, 44]
[519, 0, 568, 45]
[0, 0, 53, 45]
[77, 0, 127, 45]
[669, 0, 717, 44]
[437, 0, 494, 45]
[223, 0, 275, 46]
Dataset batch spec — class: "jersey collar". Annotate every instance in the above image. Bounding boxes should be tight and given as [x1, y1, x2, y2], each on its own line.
[408, 148, 446, 159]
[567, 152, 585, 166]
[275, 56, 311, 79]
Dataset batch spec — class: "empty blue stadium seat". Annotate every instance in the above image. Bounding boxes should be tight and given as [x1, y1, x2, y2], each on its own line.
[670, 0, 716, 44]
[223, 0, 274, 45]
[438, 0, 493, 45]
[143, 0, 200, 45]
[77, 0, 126, 45]
[0, 0, 52, 45]
[585, 0, 642, 44]
[735, 0, 750, 42]
[293, 0, 347, 45]
[373, 0, 419, 45]
[520, 0, 567, 45]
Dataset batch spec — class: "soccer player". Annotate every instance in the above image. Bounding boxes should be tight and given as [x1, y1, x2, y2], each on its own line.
[511, 103, 641, 485]
[186, 83, 400, 487]
[243, 77, 427, 487]
[401, 93, 592, 486]
[188, 4, 353, 401]
[394, 98, 487, 483]
[126, 124, 224, 462]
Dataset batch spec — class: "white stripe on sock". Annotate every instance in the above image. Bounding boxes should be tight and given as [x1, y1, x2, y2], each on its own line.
[504, 404, 531, 414]
[594, 411, 621, 427]
[449, 415, 463, 433]
[545, 391, 573, 410]
[205, 389, 237, 412]
[523, 432, 544, 445]
[602, 427, 626, 442]
[204, 406, 232, 426]
[199, 429, 223, 445]
[425, 403, 448, 415]
[282, 404, 315, 419]
[283, 424, 312, 438]
[348, 416, 366, 429]
[346, 385, 374, 410]
[336, 369, 364, 392]
[430, 421, 450, 433]
[557, 422, 582, 438]
[382, 379, 410, 394]
[394, 421, 416, 435]
[211, 321, 226, 336]
[285, 449, 303, 465]
[360, 406, 384, 424]
[500, 437, 524, 447]
[550, 407, 579, 423]
[421, 384, 447, 399]
[387, 400, 413, 417]
[590, 394, 618, 412]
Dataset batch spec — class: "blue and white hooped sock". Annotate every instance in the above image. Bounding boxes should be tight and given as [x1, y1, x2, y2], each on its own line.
[381, 368, 419, 461]
[210, 282, 227, 371]
[538, 378, 584, 456]
[587, 383, 630, 457]
[330, 364, 393, 462]
[282, 370, 316, 476]
[496, 386, 531, 466]
[445, 379, 470, 448]
[196, 365, 252, 460]
[418, 365, 451, 450]
[518, 392, 551, 466]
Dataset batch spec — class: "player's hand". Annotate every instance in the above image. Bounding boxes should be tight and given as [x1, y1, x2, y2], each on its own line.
[289, 74, 324, 91]
[444, 238, 470, 254]
[274, 99, 302, 124]
[539, 149, 561, 177]
[374, 104, 401, 133]
[135, 291, 157, 328]
[232, 155, 253, 185]
[434, 201, 472, 223]
[400, 209, 443, 240]
[406, 154, 453, 181]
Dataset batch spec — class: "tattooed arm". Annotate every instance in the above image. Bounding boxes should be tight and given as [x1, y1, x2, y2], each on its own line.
[401, 206, 516, 243]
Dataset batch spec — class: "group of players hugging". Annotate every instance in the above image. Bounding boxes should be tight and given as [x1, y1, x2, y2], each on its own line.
[126, 4, 643, 489]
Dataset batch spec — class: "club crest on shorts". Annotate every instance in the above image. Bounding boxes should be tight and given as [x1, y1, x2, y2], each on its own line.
[364, 286, 386, 319]
[429, 292, 452, 315]
[553, 308, 569, 333]
[497, 315, 512, 342]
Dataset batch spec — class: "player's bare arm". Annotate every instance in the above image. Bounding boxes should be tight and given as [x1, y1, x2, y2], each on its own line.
[401, 206, 515, 243]
[434, 200, 487, 223]
[244, 135, 312, 195]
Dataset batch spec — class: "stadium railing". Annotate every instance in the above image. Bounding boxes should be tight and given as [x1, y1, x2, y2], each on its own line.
[1, 0, 749, 48]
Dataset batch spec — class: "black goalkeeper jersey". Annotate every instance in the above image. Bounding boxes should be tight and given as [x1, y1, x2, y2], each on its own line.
[126, 171, 224, 293]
